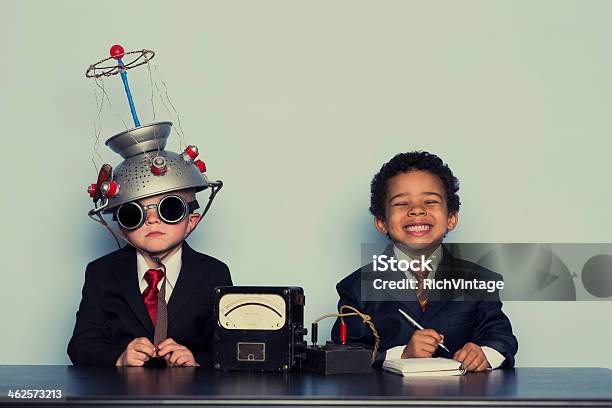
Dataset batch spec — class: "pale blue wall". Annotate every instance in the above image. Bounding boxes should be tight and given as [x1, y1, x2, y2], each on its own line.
[1, 0, 610, 367]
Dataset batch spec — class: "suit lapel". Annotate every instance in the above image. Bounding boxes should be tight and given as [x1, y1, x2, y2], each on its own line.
[113, 246, 155, 334]
[167, 242, 207, 324]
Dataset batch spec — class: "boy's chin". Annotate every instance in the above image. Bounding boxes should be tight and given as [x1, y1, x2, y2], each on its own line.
[132, 240, 184, 255]
[395, 240, 441, 255]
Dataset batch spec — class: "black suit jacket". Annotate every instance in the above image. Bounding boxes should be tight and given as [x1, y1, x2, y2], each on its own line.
[331, 245, 518, 368]
[67, 242, 232, 366]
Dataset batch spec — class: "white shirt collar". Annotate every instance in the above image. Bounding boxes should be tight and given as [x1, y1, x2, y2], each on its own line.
[393, 244, 443, 279]
[136, 246, 182, 291]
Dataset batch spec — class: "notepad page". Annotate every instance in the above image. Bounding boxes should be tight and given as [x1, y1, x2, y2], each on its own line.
[383, 357, 466, 376]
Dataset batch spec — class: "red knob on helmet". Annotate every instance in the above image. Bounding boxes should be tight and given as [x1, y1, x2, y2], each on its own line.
[181, 145, 199, 162]
[87, 183, 97, 198]
[151, 156, 168, 176]
[100, 181, 120, 197]
[194, 159, 206, 173]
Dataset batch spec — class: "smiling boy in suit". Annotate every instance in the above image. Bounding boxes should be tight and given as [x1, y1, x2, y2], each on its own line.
[332, 151, 517, 371]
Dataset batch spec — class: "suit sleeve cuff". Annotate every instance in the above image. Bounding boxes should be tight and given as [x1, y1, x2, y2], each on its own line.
[385, 345, 405, 361]
[481, 346, 505, 370]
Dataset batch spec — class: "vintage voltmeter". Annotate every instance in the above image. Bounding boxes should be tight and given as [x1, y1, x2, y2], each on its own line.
[213, 286, 307, 372]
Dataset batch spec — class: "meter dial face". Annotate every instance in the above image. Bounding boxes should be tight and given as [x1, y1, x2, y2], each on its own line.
[218, 293, 286, 330]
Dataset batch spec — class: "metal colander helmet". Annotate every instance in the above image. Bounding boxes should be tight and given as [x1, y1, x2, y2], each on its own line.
[84, 46, 223, 257]
[87, 121, 218, 215]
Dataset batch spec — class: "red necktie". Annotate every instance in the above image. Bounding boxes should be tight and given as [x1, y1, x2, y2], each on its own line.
[143, 269, 165, 326]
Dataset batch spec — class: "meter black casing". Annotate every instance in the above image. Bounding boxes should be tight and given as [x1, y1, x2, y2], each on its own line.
[213, 286, 307, 372]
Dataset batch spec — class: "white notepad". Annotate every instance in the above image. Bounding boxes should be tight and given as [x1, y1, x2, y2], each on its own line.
[383, 357, 466, 377]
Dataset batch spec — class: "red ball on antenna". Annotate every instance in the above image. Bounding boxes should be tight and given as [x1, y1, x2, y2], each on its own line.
[110, 44, 125, 60]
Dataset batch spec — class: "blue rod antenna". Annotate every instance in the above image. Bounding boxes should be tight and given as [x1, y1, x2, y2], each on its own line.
[117, 58, 140, 128]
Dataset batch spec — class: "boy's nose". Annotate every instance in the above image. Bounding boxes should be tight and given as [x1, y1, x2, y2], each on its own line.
[144, 207, 161, 224]
[408, 206, 427, 216]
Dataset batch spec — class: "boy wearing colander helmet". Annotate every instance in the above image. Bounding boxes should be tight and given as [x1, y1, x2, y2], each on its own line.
[68, 122, 231, 367]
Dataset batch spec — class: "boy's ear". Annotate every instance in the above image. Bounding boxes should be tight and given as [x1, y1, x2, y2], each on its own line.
[374, 217, 389, 235]
[186, 213, 201, 234]
[447, 211, 459, 231]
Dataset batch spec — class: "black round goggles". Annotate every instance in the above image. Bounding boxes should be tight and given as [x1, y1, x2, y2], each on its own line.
[114, 195, 200, 231]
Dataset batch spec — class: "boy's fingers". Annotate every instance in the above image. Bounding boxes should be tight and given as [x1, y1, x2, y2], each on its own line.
[474, 355, 488, 371]
[175, 355, 190, 366]
[159, 344, 182, 353]
[465, 359, 478, 372]
[131, 338, 155, 354]
[168, 350, 183, 366]
[169, 351, 186, 366]
[416, 335, 438, 347]
[421, 344, 436, 354]
[158, 344, 182, 357]
[131, 350, 150, 361]
[461, 349, 477, 368]
[415, 333, 442, 347]
[171, 349, 190, 365]
[454, 348, 467, 362]
[468, 358, 484, 372]
[135, 337, 154, 347]
[157, 338, 177, 349]
[420, 330, 443, 343]
[177, 354, 195, 366]
[126, 351, 149, 366]
[133, 343, 156, 357]
[475, 360, 489, 372]
[462, 350, 480, 370]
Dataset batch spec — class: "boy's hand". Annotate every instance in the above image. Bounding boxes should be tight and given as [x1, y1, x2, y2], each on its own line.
[116, 337, 157, 366]
[401, 329, 445, 358]
[157, 338, 199, 367]
[453, 342, 490, 372]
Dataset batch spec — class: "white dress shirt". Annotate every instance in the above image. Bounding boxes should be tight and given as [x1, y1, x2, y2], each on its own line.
[136, 247, 182, 303]
[384, 245, 505, 369]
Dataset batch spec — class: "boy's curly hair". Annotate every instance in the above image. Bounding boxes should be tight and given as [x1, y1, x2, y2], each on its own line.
[370, 151, 460, 220]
